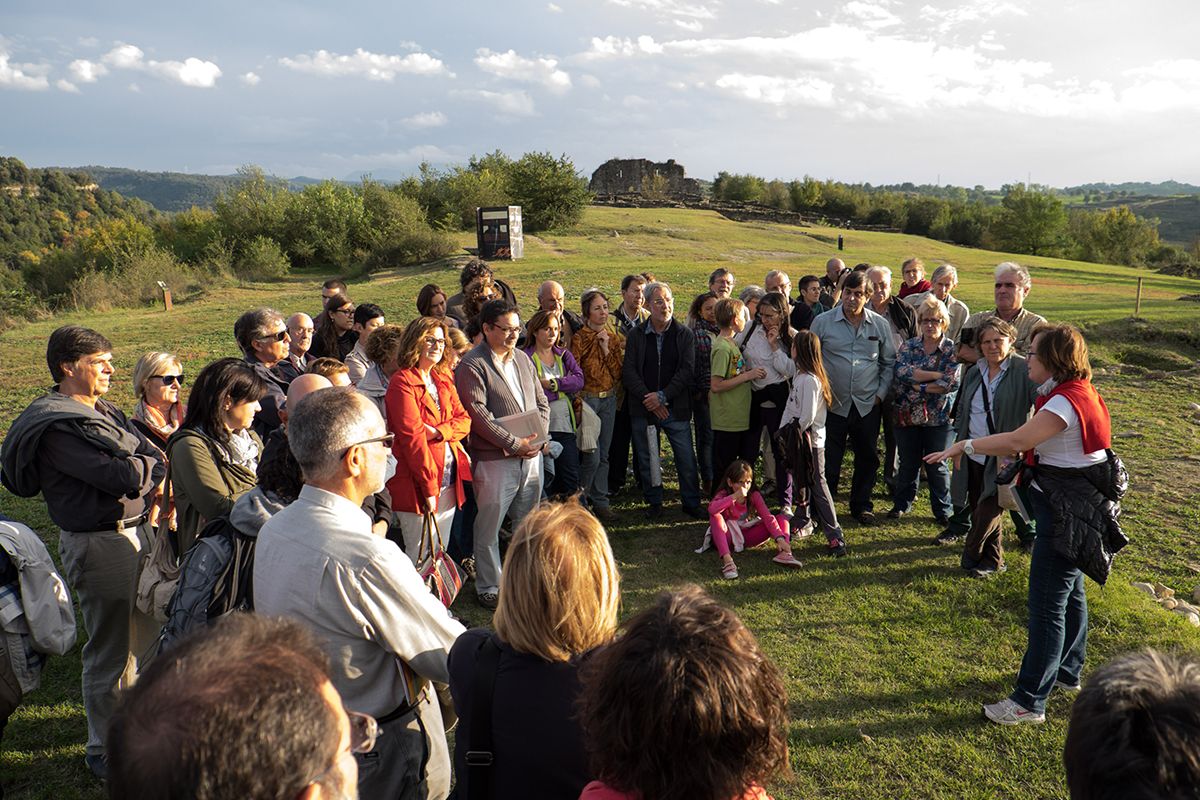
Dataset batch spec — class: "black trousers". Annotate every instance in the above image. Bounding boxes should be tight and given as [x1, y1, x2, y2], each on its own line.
[824, 404, 882, 516]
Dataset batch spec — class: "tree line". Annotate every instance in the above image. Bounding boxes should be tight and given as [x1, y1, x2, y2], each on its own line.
[0, 151, 592, 326]
[708, 172, 1195, 270]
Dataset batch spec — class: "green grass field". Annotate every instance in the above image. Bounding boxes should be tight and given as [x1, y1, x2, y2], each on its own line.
[2, 206, 1199, 799]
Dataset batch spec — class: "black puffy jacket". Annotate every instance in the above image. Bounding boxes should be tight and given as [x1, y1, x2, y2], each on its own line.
[1033, 460, 1128, 585]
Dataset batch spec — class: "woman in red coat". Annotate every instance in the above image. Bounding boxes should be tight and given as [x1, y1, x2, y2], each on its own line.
[385, 316, 473, 564]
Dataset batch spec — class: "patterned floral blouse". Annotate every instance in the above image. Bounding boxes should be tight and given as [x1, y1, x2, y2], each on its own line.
[892, 335, 960, 427]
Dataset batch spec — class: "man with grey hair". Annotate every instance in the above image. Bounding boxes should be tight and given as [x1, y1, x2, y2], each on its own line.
[766, 269, 814, 331]
[233, 307, 291, 437]
[904, 264, 970, 340]
[254, 387, 464, 800]
[866, 266, 916, 492]
[537, 279, 583, 350]
[277, 312, 315, 383]
[958, 262, 1046, 360]
[623, 281, 704, 520]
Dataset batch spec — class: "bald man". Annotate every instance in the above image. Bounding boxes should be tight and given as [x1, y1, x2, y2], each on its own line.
[538, 280, 584, 350]
[819, 258, 850, 308]
[263, 372, 393, 537]
[278, 313, 315, 383]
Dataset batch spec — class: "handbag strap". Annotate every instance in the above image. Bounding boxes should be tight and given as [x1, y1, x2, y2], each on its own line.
[978, 375, 997, 436]
[418, 510, 447, 563]
[467, 635, 502, 800]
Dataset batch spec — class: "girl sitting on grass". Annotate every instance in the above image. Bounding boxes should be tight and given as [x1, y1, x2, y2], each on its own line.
[705, 460, 801, 579]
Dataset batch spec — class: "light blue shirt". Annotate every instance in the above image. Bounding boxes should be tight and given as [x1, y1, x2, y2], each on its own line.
[810, 305, 897, 417]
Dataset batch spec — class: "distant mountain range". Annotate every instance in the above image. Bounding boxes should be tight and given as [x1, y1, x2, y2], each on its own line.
[48, 166, 339, 212]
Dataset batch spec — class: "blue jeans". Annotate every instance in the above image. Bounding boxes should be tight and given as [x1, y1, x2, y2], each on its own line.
[579, 393, 617, 510]
[892, 424, 954, 519]
[1010, 488, 1087, 714]
[630, 412, 702, 510]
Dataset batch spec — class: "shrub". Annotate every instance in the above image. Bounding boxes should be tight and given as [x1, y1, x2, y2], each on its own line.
[235, 235, 291, 281]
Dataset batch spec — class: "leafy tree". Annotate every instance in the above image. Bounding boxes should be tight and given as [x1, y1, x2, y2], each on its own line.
[156, 206, 221, 264]
[446, 166, 510, 228]
[213, 166, 289, 254]
[282, 181, 365, 270]
[507, 152, 590, 232]
[1070, 206, 1160, 266]
[763, 180, 791, 210]
[992, 183, 1067, 256]
[788, 177, 822, 210]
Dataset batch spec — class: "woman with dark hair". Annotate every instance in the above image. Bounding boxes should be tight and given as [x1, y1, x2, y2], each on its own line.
[416, 283, 459, 329]
[742, 291, 797, 515]
[448, 498, 620, 800]
[524, 309, 584, 498]
[578, 585, 791, 800]
[309, 293, 356, 360]
[166, 358, 267, 554]
[688, 291, 719, 497]
[927, 323, 1124, 726]
[385, 316, 472, 563]
[571, 289, 624, 522]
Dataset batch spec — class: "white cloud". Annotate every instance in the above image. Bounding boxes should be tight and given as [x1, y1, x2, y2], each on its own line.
[475, 48, 571, 93]
[582, 35, 663, 59]
[715, 73, 835, 106]
[331, 144, 458, 167]
[580, 73, 602, 88]
[69, 59, 107, 82]
[402, 110, 448, 128]
[475, 89, 537, 116]
[240, 71, 261, 86]
[622, 93, 651, 108]
[606, 0, 717, 20]
[77, 36, 100, 47]
[0, 52, 50, 90]
[675, 19, 704, 32]
[279, 48, 447, 80]
[55, 79, 79, 93]
[101, 44, 222, 88]
[128, 82, 141, 93]
[842, 1, 902, 29]
[548, 2, 563, 11]
[1125, 59, 1200, 84]
[918, 1, 1028, 33]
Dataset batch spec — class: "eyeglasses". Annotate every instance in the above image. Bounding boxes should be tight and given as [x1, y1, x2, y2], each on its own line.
[347, 711, 378, 754]
[994, 282, 1019, 289]
[307, 710, 378, 789]
[488, 324, 522, 335]
[423, 337, 446, 348]
[258, 330, 289, 342]
[919, 318, 943, 325]
[156, 374, 185, 386]
[340, 433, 395, 458]
[332, 307, 355, 316]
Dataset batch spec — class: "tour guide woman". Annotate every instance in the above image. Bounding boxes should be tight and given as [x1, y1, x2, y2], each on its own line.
[926, 323, 1125, 725]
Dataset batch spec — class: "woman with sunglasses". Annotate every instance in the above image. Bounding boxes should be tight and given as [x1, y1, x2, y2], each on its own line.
[167, 358, 268, 554]
[131, 352, 186, 531]
[385, 317, 473, 565]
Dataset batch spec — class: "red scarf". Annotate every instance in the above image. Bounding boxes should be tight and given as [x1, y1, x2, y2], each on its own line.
[1034, 379, 1111, 453]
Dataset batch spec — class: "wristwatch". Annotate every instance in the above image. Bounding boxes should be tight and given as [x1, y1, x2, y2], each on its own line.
[963, 439, 975, 457]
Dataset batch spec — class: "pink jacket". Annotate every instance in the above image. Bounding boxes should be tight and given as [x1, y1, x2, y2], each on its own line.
[707, 490, 784, 541]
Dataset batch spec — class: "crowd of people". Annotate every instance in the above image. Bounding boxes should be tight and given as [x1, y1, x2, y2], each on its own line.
[0, 253, 1151, 800]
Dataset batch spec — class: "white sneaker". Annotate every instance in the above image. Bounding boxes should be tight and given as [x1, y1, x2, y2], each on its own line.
[781, 504, 795, 518]
[983, 698, 1045, 726]
[1054, 679, 1082, 693]
[795, 522, 814, 539]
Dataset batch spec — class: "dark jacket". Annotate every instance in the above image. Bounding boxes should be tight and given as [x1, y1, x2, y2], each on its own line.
[950, 356, 1038, 506]
[243, 354, 290, 439]
[789, 298, 815, 332]
[1032, 460, 1127, 585]
[1, 393, 164, 530]
[877, 296, 918, 342]
[622, 318, 696, 421]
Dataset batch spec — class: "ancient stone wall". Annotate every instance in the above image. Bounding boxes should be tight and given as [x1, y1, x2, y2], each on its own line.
[589, 158, 701, 196]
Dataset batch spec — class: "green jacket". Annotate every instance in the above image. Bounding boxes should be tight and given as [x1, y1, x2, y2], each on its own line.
[166, 427, 261, 554]
[951, 354, 1038, 505]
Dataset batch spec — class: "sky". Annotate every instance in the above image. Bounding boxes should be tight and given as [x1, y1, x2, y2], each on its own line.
[3, 0, 1200, 188]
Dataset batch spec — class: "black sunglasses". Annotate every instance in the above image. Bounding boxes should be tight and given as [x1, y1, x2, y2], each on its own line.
[258, 330, 288, 342]
[340, 433, 395, 458]
[156, 374, 185, 386]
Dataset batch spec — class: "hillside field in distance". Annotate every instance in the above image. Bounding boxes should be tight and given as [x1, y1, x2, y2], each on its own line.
[1, 206, 1199, 800]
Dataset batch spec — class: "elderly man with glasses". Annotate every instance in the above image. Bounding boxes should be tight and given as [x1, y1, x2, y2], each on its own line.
[255, 387, 464, 800]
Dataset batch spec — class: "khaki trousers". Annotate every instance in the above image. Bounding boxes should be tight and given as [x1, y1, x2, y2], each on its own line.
[59, 522, 159, 755]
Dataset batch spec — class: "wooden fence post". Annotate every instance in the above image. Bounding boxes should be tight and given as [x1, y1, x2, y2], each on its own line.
[1134, 277, 1143, 318]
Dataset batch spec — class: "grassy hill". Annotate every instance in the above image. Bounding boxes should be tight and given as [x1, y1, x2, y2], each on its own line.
[1086, 194, 1200, 246]
[2, 206, 1199, 799]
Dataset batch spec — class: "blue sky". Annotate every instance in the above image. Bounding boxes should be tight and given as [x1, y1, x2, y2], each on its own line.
[3, 0, 1199, 187]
